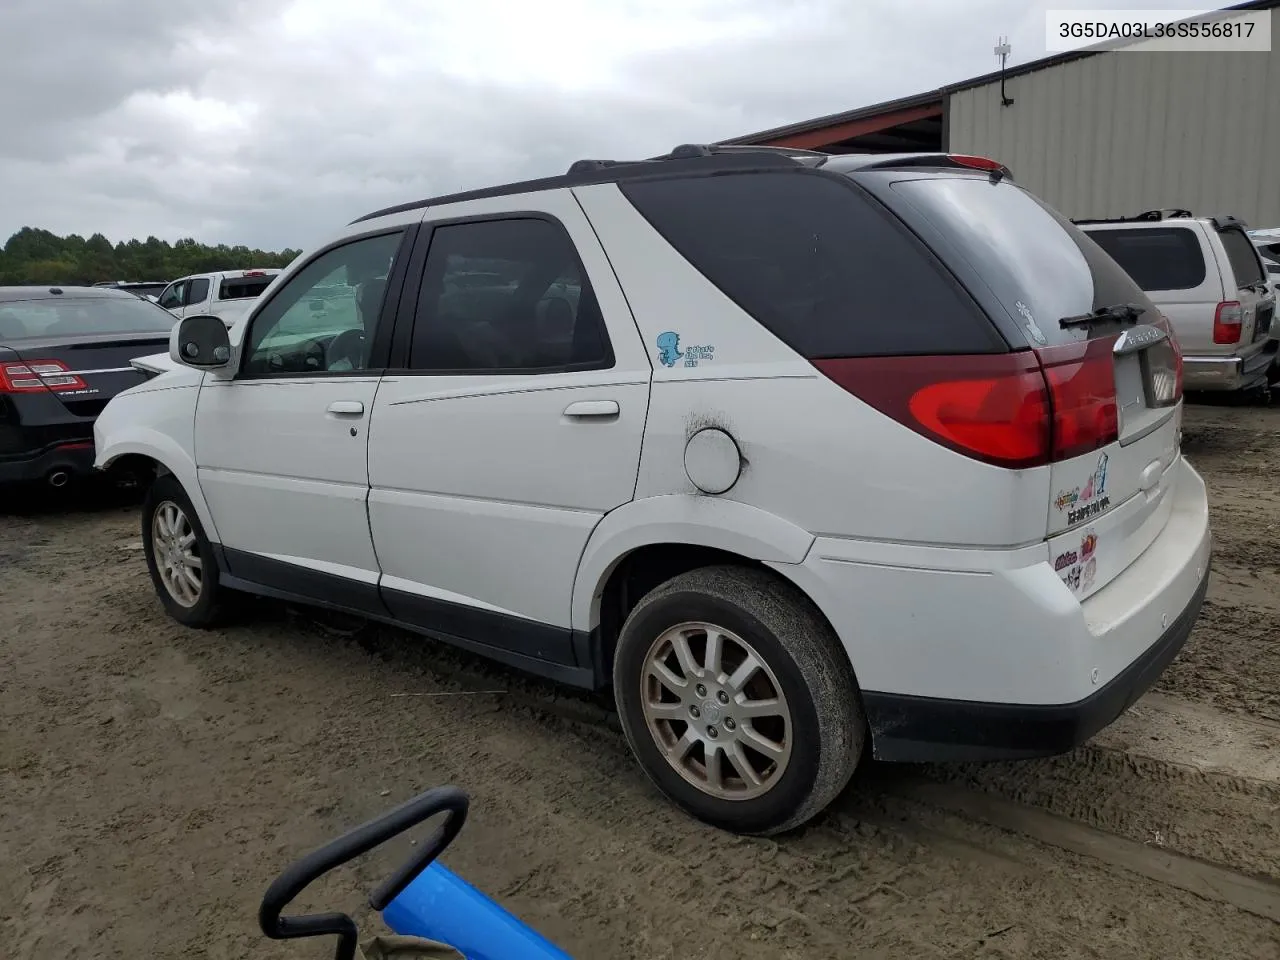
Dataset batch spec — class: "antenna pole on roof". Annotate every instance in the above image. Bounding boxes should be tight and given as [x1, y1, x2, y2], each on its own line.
[994, 37, 1014, 107]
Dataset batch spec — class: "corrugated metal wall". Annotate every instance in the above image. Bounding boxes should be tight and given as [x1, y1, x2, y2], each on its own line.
[946, 12, 1280, 227]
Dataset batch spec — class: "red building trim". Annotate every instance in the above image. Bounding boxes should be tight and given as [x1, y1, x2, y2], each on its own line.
[759, 102, 943, 149]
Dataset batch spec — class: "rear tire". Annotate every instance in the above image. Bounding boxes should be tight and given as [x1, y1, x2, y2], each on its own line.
[612, 565, 864, 835]
[142, 475, 228, 628]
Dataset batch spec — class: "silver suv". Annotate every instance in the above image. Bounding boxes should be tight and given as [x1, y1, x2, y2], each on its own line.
[1079, 211, 1276, 393]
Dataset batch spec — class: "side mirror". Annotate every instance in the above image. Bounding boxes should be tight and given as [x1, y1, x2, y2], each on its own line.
[171, 314, 233, 370]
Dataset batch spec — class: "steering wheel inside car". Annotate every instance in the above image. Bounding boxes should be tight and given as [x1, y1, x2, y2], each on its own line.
[326, 328, 366, 371]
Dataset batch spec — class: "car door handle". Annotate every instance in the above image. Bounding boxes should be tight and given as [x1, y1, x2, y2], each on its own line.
[562, 400, 619, 418]
[327, 400, 365, 416]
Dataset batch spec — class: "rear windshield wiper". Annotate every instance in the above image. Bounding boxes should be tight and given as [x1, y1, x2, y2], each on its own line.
[1059, 302, 1146, 330]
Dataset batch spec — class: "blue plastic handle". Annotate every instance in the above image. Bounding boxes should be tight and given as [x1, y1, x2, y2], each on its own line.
[382, 861, 573, 960]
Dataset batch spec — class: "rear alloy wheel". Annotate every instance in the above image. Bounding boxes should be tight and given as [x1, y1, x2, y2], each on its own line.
[640, 622, 793, 801]
[614, 565, 864, 835]
[142, 475, 229, 627]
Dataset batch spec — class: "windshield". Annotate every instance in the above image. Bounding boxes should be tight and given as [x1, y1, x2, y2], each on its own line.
[888, 175, 1155, 346]
[0, 296, 176, 341]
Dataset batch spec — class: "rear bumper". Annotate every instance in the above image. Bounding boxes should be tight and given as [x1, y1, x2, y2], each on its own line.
[861, 564, 1209, 762]
[771, 457, 1212, 763]
[0, 441, 96, 484]
[1184, 339, 1278, 391]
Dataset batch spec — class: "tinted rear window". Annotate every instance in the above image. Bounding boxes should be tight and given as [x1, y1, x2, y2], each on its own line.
[219, 277, 273, 300]
[0, 296, 175, 341]
[1219, 227, 1265, 287]
[887, 176, 1156, 347]
[620, 171, 1002, 358]
[1084, 227, 1206, 291]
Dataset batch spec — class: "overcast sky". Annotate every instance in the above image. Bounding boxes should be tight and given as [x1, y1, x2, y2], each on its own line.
[0, 0, 1220, 251]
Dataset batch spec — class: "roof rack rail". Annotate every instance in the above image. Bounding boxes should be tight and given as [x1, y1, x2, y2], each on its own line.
[564, 143, 827, 176]
[1073, 208, 1194, 225]
[360, 146, 822, 226]
[651, 143, 829, 161]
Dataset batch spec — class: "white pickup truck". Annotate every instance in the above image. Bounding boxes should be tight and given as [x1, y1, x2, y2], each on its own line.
[157, 269, 281, 328]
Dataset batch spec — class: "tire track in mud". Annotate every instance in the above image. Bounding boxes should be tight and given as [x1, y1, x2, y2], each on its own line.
[1157, 597, 1280, 720]
[7, 522, 1280, 959]
[280, 608, 1280, 913]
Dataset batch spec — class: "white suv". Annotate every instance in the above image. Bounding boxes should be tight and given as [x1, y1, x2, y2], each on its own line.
[1079, 211, 1277, 393]
[95, 146, 1212, 835]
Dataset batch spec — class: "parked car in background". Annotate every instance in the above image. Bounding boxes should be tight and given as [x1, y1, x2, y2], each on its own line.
[1078, 211, 1276, 393]
[1248, 226, 1280, 263]
[0, 286, 179, 488]
[157, 269, 281, 328]
[95, 146, 1210, 834]
[93, 280, 170, 301]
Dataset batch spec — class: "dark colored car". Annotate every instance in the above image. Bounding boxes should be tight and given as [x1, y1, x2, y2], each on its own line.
[0, 286, 176, 488]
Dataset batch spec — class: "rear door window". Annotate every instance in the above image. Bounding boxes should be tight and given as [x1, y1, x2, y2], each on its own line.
[408, 217, 613, 372]
[186, 277, 210, 307]
[1083, 227, 1206, 291]
[619, 171, 1002, 358]
[1219, 227, 1266, 288]
[885, 175, 1158, 348]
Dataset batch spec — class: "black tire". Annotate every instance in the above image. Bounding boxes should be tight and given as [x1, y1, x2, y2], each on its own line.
[612, 565, 864, 835]
[141, 474, 229, 628]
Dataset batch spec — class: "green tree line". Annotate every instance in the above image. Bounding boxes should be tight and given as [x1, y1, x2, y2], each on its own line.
[0, 227, 301, 286]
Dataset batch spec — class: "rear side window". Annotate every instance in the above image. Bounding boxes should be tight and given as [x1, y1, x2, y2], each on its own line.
[1084, 227, 1206, 291]
[620, 171, 1000, 358]
[1219, 227, 1265, 287]
[219, 277, 273, 300]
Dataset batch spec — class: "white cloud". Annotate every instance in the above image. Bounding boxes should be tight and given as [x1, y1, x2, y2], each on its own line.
[0, 0, 1201, 252]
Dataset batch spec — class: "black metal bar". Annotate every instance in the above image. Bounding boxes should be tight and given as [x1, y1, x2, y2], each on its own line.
[259, 786, 469, 960]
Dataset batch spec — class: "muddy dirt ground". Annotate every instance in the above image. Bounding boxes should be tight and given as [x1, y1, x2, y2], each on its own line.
[3, 400, 1279, 960]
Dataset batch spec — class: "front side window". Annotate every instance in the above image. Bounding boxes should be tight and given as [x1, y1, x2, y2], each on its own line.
[158, 281, 186, 310]
[240, 232, 403, 377]
[408, 218, 612, 372]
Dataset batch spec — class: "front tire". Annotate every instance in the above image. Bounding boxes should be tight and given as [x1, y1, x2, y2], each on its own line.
[142, 475, 228, 628]
[613, 565, 864, 835]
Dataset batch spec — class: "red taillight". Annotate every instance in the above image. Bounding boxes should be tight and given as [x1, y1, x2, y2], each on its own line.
[0, 360, 87, 394]
[948, 154, 1004, 172]
[1150, 312, 1184, 403]
[813, 354, 1051, 469]
[813, 342, 1121, 469]
[1036, 339, 1119, 461]
[1213, 301, 1243, 344]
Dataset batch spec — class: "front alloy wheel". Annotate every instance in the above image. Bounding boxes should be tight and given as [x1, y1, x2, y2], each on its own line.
[141, 474, 229, 627]
[151, 500, 203, 607]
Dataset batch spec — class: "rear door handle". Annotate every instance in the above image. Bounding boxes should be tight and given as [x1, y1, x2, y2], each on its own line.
[562, 400, 619, 418]
[327, 400, 365, 416]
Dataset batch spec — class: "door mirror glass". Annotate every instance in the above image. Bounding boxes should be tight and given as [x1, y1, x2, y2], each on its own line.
[172, 314, 232, 368]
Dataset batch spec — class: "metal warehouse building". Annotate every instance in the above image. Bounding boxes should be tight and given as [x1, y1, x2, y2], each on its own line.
[722, 0, 1280, 227]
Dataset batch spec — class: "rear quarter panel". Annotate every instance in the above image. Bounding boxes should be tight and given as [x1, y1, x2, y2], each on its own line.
[574, 182, 1050, 550]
